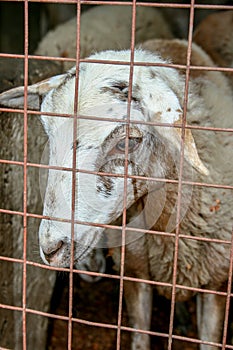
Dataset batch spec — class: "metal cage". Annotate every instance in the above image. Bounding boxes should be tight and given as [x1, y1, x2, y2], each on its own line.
[0, 1, 233, 349]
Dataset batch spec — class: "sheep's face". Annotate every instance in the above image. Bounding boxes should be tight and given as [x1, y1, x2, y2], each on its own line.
[0, 49, 208, 268]
[39, 109, 173, 266]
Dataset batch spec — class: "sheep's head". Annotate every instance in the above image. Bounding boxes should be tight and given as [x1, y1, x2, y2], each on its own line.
[0, 49, 208, 268]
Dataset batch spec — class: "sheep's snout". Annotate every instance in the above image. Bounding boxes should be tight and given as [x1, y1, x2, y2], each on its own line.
[40, 239, 66, 266]
[41, 240, 64, 264]
[39, 219, 73, 266]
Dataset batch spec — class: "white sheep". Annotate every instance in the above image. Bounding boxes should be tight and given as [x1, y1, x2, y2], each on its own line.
[0, 39, 232, 350]
[34, 4, 173, 283]
[34, 3, 173, 282]
[35, 4, 173, 70]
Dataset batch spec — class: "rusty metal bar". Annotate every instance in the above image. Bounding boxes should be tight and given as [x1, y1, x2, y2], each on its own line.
[22, 1, 29, 349]
[1, 52, 233, 74]
[1, 159, 233, 193]
[116, 2, 137, 349]
[1, 106, 233, 134]
[221, 228, 233, 349]
[167, 0, 195, 347]
[0, 0, 232, 11]
[1, 204, 233, 243]
[67, 1, 81, 349]
[0, 210, 232, 248]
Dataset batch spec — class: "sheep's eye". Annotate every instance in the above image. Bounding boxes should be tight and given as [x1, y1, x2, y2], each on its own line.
[116, 137, 142, 153]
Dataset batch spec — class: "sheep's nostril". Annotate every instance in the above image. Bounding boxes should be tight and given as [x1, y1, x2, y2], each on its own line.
[43, 241, 64, 263]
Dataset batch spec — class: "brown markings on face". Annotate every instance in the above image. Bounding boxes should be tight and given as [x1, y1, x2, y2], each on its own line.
[100, 80, 141, 104]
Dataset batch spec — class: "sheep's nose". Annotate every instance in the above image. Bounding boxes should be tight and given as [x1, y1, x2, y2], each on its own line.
[42, 241, 64, 263]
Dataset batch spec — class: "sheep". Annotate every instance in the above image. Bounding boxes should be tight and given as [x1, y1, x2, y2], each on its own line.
[35, 4, 173, 71]
[41, 4, 76, 34]
[34, 4, 173, 283]
[0, 39, 232, 350]
[193, 10, 233, 87]
[0, 4, 172, 347]
[35, 3, 173, 282]
[158, 0, 233, 38]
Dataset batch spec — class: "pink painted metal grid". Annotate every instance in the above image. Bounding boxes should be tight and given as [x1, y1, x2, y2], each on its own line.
[0, 1, 233, 350]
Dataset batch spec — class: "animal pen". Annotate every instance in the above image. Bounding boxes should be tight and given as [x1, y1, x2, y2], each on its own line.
[0, 1, 233, 350]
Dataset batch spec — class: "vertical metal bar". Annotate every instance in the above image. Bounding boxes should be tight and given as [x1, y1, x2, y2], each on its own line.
[221, 227, 233, 349]
[167, 0, 195, 349]
[116, 1, 137, 349]
[22, 1, 29, 349]
[67, 1, 81, 349]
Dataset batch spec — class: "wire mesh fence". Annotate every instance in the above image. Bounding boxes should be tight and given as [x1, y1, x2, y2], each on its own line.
[0, 1, 233, 349]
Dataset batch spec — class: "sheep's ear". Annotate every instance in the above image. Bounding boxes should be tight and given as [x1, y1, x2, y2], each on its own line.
[150, 109, 208, 176]
[0, 73, 67, 111]
[156, 120, 209, 176]
[173, 122, 209, 176]
[143, 81, 209, 176]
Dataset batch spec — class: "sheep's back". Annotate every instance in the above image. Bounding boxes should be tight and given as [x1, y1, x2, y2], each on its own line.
[35, 6, 173, 71]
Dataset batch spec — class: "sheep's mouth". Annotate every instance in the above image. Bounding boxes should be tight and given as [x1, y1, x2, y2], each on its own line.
[48, 243, 94, 268]
[46, 242, 71, 267]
